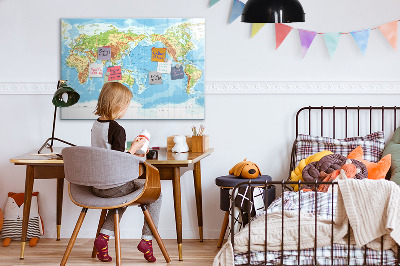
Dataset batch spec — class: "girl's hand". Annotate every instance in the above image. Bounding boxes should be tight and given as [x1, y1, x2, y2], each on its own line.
[134, 148, 149, 157]
[129, 137, 147, 155]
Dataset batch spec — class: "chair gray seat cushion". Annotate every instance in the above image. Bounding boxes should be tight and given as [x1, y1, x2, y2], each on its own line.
[69, 180, 145, 208]
[62, 146, 144, 189]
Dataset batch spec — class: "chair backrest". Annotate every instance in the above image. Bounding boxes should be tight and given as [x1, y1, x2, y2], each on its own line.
[62, 146, 145, 188]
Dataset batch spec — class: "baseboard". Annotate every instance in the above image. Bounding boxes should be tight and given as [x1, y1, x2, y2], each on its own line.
[1, 81, 400, 95]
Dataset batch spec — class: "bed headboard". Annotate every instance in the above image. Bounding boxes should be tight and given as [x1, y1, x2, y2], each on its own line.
[290, 106, 400, 179]
[295, 106, 400, 138]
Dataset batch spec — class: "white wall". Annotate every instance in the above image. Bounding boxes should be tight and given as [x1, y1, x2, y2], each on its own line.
[1, 0, 400, 240]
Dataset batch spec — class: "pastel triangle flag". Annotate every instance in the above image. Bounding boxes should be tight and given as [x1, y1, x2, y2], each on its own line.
[251, 23, 266, 38]
[275, 23, 293, 49]
[378, 21, 398, 50]
[323, 33, 341, 58]
[229, 0, 245, 24]
[298, 29, 317, 58]
[209, 0, 220, 7]
[351, 29, 370, 55]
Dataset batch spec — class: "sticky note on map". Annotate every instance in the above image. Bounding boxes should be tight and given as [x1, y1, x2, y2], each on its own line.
[151, 47, 167, 62]
[107, 66, 122, 81]
[171, 64, 184, 80]
[149, 71, 163, 85]
[98, 46, 111, 60]
[157, 60, 172, 74]
[89, 63, 103, 78]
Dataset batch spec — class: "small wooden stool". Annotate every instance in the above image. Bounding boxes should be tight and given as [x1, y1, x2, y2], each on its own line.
[215, 175, 275, 248]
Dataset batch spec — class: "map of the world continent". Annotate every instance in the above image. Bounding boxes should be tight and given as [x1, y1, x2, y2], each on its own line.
[61, 18, 205, 119]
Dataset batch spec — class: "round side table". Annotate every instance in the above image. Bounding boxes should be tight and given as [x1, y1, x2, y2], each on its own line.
[215, 175, 275, 248]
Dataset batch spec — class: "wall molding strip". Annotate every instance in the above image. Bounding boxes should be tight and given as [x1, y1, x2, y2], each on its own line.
[206, 81, 400, 94]
[1, 81, 400, 95]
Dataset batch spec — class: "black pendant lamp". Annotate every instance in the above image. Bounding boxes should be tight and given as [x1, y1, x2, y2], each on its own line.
[242, 0, 305, 23]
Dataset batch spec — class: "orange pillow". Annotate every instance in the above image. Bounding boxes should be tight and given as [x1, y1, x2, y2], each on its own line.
[347, 146, 391, 180]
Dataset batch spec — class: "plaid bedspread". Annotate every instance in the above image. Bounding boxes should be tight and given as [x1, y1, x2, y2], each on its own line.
[266, 190, 336, 219]
[234, 244, 397, 265]
[234, 191, 397, 265]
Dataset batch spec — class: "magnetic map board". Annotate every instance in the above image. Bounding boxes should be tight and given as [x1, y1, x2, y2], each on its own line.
[61, 18, 205, 119]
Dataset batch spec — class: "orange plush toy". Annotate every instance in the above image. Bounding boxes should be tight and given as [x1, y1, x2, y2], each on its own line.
[347, 146, 391, 180]
[229, 159, 261, 179]
[1, 192, 44, 247]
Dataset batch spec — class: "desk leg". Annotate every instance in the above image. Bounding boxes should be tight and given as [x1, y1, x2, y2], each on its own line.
[172, 167, 183, 261]
[20, 165, 35, 259]
[193, 161, 203, 242]
[56, 178, 64, 241]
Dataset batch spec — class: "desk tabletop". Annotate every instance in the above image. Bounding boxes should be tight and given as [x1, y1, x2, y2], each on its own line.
[147, 148, 213, 165]
[10, 147, 214, 166]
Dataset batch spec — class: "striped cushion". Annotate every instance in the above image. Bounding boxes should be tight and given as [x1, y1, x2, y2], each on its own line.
[295, 131, 385, 166]
[1, 217, 41, 240]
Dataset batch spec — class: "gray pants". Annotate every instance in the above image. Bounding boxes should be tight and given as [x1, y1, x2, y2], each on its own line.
[92, 180, 162, 240]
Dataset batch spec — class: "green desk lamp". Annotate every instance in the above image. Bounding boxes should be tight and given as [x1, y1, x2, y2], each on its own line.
[38, 80, 80, 154]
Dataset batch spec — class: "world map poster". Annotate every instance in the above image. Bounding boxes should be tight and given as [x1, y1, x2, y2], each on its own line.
[61, 18, 205, 119]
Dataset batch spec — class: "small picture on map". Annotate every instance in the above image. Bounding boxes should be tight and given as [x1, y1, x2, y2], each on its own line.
[107, 66, 122, 81]
[149, 71, 163, 85]
[61, 18, 205, 119]
[98, 46, 111, 61]
[171, 64, 185, 80]
[151, 47, 167, 62]
[157, 61, 172, 74]
[89, 63, 103, 78]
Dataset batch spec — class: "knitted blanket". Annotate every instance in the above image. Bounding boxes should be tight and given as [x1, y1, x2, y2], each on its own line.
[335, 178, 399, 251]
[213, 211, 340, 266]
[213, 179, 400, 266]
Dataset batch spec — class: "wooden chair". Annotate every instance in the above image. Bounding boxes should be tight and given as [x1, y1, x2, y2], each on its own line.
[60, 146, 171, 265]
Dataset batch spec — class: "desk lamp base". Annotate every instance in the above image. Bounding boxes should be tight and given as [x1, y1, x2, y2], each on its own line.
[38, 138, 75, 154]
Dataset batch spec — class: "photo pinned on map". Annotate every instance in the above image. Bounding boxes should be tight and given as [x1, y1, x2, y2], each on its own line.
[157, 60, 172, 74]
[149, 71, 163, 85]
[89, 63, 103, 78]
[107, 66, 122, 81]
[171, 64, 184, 80]
[98, 46, 112, 60]
[151, 47, 167, 62]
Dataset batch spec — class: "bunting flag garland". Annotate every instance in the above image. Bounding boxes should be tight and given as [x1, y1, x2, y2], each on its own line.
[323, 33, 341, 58]
[378, 21, 398, 50]
[351, 29, 370, 55]
[229, 0, 245, 24]
[207, 4, 400, 57]
[298, 30, 317, 58]
[275, 23, 293, 49]
[209, 0, 221, 7]
[251, 23, 266, 38]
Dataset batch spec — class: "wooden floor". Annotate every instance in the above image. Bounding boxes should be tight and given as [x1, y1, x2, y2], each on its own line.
[0, 239, 222, 265]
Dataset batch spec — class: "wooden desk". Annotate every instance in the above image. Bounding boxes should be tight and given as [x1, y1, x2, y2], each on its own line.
[9, 148, 64, 260]
[10, 147, 213, 261]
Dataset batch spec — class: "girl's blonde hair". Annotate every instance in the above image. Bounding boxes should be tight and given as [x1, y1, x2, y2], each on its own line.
[95, 82, 133, 120]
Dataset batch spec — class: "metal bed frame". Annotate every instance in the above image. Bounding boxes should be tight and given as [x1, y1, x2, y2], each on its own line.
[230, 106, 400, 266]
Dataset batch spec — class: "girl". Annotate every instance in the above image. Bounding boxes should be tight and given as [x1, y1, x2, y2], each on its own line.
[91, 82, 161, 263]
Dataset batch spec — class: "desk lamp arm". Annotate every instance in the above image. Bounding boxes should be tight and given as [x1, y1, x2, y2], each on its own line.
[37, 105, 75, 154]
